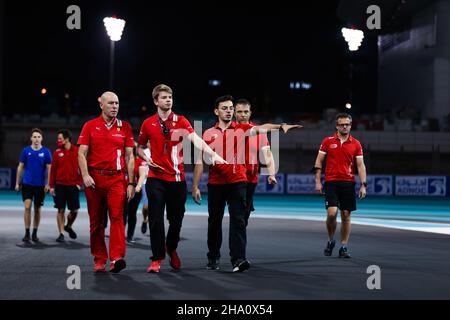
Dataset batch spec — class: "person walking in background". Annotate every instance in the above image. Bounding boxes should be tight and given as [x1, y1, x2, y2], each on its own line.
[49, 129, 81, 242]
[234, 99, 277, 226]
[124, 143, 148, 243]
[15, 128, 52, 243]
[313, 113, 367, 259]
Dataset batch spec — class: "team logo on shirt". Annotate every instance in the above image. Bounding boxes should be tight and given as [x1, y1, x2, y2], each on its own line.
[39, 153, 45, 157]
[117, 128, 121, 132]
[330, 144, 338, 149]
[58, 153, 64, 157]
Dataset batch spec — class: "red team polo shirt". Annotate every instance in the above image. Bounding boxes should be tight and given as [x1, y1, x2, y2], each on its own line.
[246, 122, 270, 184]
[319, 133, 363, 182]
[138, 112, 194, 182]
[49, 145, 82, 188]
[78, 116, 135, 171]
[203, 122, 254, 185]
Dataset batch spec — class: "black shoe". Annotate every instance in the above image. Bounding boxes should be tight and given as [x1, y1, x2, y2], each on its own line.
[206, 259, 220, 270]
[141, 222, 147, 234]
[126, 236, 135, 243]
[31, 235, 39, 242]
[22, 235, 31, 243]
[56, 234, 65, 242]
[324, 239, 336, 256]
[232, 259, 251, 273]
[110, 258, 126, 273]
[64, 226, 77, 239]
[339, 246, 351, 259]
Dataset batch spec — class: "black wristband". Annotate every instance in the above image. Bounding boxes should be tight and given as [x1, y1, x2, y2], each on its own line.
[361, 182, 367, 187]
[128, 182, 137, 187]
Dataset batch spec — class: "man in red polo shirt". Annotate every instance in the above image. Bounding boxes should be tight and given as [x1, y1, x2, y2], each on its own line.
[314, 113, 367, 259]
[192, 95, 300, 272]
[78, 91, 135, 273]
[234, 99, 277, 227]
[137, 84, 226, 273]
[49, 129, 82, 242]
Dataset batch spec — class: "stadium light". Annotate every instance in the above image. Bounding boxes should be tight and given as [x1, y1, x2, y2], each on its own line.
[341, 27, 364, 51]
[103, 16, 126, 89]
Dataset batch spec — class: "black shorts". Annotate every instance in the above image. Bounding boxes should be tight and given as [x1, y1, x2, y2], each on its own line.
[324, 181, 356, 212]
[53, 185, 80, 211]
[22, 184, 45, 207]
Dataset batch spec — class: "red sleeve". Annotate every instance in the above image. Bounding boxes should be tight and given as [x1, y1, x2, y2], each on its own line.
[259, 133, 270, 148]
[355, 141, 363, 157]
[77, 122, 91, 146]
[202, 129, 214, 145]
[124, 122, 135, 148]
[319, 138, 329, 154]
[49, 150, 58, 188]
[138, 119, 150, 146]
[179, 116, 194, 134]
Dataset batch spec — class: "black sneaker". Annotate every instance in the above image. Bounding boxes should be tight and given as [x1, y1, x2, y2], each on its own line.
[31, 235, 39, 242]
[110, 258, 126, 273]
[64, 226, 77, 239]
[232, 259, 251, 273]
[56, 234, 65, 242]
[141, 222, 147, 234]
[339, 246, 351, 259]
[126, 236, 135, 244]
[324, 239, 336, 256]
[22, 235, 31, 243]
[206, 259, 220, 270]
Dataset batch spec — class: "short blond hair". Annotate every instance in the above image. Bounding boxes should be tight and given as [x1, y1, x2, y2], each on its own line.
[152, 84, 173, 100]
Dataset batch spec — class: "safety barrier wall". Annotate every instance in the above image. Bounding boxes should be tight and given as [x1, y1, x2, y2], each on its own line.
[184, 173, 449, 197]
[2, 168, 448, 197]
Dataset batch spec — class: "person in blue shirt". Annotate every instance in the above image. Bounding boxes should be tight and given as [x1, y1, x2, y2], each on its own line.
[15, 128, 52, 242]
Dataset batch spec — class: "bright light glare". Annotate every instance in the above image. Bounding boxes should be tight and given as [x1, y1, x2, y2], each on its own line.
[341, 28, 364, 51]
[103, 17, 126, 41]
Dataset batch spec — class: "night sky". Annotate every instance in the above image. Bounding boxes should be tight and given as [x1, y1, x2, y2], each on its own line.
[1, 0, 378, 119]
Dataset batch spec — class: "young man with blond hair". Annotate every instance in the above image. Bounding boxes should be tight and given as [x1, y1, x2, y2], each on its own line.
[137, 84, 226, 273]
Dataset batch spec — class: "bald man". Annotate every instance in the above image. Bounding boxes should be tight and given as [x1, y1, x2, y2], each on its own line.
[78, 92, 135, 273]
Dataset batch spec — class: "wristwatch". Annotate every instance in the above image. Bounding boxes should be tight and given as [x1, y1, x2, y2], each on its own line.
[128, 182, 137, 187]
[361, 182, 367, 187]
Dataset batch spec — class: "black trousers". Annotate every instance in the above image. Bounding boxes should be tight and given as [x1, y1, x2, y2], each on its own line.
[207, 182, 247, 264]
[146, 178, 187, 260]
[123, 190, 143, 238]
[245, 183, 257, 226]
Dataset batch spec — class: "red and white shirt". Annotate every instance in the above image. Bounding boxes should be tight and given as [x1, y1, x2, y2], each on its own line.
[77, 116, 135, 171]
[245, 122, 270, 184]
[319, 133, 363, 182]
[49, 145, 82, 188]
[138, 112, 194, 182]
[203, 122, 254, 185]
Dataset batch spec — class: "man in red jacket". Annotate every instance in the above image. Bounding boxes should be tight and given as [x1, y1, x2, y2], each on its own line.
[49, 129, 82, 242]
[78, 91, 135, 273]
